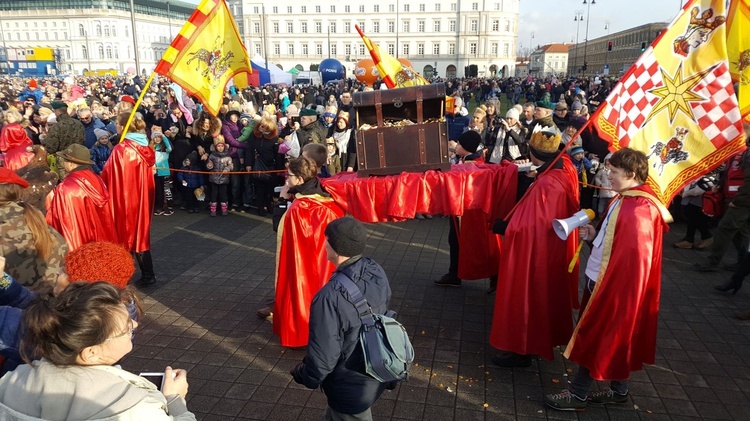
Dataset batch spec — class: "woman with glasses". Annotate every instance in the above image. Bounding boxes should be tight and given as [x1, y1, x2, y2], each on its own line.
[0, 282, 196, 420]
[272, 157, 345, 348]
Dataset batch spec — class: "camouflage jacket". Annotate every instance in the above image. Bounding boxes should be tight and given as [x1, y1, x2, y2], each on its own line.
[0, 202, 67, 288]
[44, 113, 85, 154]
[296, 120, 328, 148]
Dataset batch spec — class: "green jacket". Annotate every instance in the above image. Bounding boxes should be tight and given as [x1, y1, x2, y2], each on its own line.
[44, 113, 85, 154]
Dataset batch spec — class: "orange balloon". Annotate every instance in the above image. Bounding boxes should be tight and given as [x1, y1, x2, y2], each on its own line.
[355, 58, 379, 86]
[397, 58, 414, 69]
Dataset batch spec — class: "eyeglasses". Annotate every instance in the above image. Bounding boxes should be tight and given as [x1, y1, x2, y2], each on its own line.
[80, 116, 92, 121]
[104, 318, 135, 342]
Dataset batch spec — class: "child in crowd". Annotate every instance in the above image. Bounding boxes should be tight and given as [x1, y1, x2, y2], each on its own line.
[570, 146, 595, 209]
[325, 138, 341, 175]
[177, 151, 205, 214]
[150, 129, 174, 216]
[90, 128, 113, 174]
[593, 153, 616, 216]
[301, 143, 330, 178]
[206, 135, 233, 216]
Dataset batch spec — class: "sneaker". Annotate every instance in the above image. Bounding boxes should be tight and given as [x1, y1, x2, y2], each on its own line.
[544, 389, 588, 412]
[434, 274, 461, 287]
[674, 240, 693, 249]
[163, 209, 174, 216]
[696, 238, 713, 250]
[589, 389, 629, 405]
[153, 210, 165, 216]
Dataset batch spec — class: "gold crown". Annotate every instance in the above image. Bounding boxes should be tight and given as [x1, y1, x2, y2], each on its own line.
[529, 126, 561, 154]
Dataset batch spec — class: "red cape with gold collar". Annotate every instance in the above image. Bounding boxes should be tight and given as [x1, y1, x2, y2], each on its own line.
[564, 184, 671, 381]
[490, 155, 581, 360]
[0, 123, 33, 171]
[273, 194, 345, 347]
[46, 168, 117, 252]
[101, 137, 155, 253]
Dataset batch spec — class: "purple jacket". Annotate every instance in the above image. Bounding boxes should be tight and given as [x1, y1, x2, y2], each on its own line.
[221, 118, 246, 159]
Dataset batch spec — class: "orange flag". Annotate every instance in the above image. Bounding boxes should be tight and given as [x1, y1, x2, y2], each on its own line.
[355, 25, 428, 89]
[154, 0, 251, 116]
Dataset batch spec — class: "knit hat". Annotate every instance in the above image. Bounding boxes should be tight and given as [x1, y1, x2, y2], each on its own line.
[94, 128, 111, 140]
[28, 79, 37, 89]
[213, 135, 226, 146]
[65, 241, 135, 289]
[240, 113, 253, 122]
[185, 151, 198, 165]
[457, 130, 482, 154]
[325, 217, 368, 257]
[568, 116, 586, 130]
[120, 95, 136, 105]
[570, 146, 585, 156]
[286, 104, 299, 116]
[572, 100, 583, 111]
[505, 108, 520, 120]
[0, 167, 29, 188]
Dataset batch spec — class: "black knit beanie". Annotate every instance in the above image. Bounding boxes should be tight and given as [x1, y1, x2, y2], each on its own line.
[325, 217, 368, 257]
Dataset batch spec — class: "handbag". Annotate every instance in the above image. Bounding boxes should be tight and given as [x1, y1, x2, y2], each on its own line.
[251, 153, 273, 183]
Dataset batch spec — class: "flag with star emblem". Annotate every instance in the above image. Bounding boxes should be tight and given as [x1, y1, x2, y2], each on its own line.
[726, 0, 750, 121]
[590, 0, 747, 204]
[154, 0, 251, 116]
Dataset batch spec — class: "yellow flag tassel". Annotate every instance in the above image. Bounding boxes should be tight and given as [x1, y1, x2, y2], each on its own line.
[568, 241, 585, 273]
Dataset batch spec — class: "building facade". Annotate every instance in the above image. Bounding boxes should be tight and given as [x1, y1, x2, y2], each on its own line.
[237, 0, 520, 79]
[527, 43, 569, 77]
[0, 0, 194, 76]
[567, 22, 667, 77]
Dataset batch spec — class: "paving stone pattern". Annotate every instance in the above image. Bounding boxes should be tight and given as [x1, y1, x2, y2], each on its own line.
[124, 211, 750, 420]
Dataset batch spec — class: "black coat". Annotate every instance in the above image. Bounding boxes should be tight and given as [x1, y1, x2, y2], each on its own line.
[297, 256, 393, 414]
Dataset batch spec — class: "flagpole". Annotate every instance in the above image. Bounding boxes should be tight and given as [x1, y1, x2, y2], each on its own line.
[119, 71, 158, 144]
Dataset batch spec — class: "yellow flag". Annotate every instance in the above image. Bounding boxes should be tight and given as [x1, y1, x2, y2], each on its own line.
[727, 0, 750, 121]
[154, 0, 251, 116]
[355, 25, 428, 89]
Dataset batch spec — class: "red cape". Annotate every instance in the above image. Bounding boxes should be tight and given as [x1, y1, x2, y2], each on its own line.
[0, 124, 33, 171]
[564, 184, 671, 380]
[456, 211, 503, 280]
[101, 137, 156, 253]
[273, 194, 345, 347]
[46, 169, 117, 252]
[489, 156, 581, 360]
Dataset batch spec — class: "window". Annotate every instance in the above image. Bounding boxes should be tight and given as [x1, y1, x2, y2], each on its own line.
[435, 4, 441, 11]
[301, 6, 306, 13]
[492, 20, 499, 31]
[104, 26, 110, 37]
[331, 44, 337, 55]
[255, 45, 261, 55]
[287, 22, 293, 33]
[274, 44, 280, 55]
[126, 46, 131, 58]
[359, 5, 365, 12]
[79, 23, 85, 37]
[112, 27, 116, 37]
[450, 20, 456, 31]
[494, 3, 501, 11]
[449, 43, 455, 54]
[472, 3, 478, 10]
[253, 6, 259, 13]
[81, 45, 88, 59]
[125, 26, 129, 37]
[372, 22, 379, 33]
[374, 5, 379, 12]
[272, 6, 278, 13]
[388, 21, 395, 32]
[287, 6, 292, 13]
[359, 44, 365, 55]
[114, 46, 119, 59]
[358, 21, 365, 32]
[491, 43, 498, 55]
[53, 22, 56, 27]
[331, 5, 335, 12]
[316, 5, 321, 13]
[417, 43, 424, 55]
[288, 44, 294, 55]
[273, 23, 279, 33]
[316, 44, 323, 55]
[450, 3, 457, 11]
[63, 31, 67, 39]
[504, 20, 511, 32]
[329, 22, 335, 33]
[345, 22, 351, 33]
[403, 21, 409, 32]
[345, 44, 351, 56]
[345, 5, 350, 13]
[470, 20, 478, 32]
[404, 4, 410, 12]
[389, 4, 394, 12]
[434, 20, 440, 32]
[302, 43, 308, 55]
[106, 45, 112, 58]
[503, 43, 510, 56]
[433, 43, 440, 55]
[316, 22, 322, 33]
[301, 22, 307, 33]
[419, 4, 425, 11]
[418, 21, 424, 32]
[254, 22, 260, 33]
[54, 32, 58, 40]
[469, 43, 477, 55]
[402, 43, 409, 56]
[96, 23, 101, 36]
[98, 44, 104, 58]
[388, 43, 395, 55]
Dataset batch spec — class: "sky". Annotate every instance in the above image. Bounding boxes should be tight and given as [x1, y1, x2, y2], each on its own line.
[517, 0, 684, 55]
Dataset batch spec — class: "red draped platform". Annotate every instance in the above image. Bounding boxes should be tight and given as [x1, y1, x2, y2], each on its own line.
[321, 162, 519, 222]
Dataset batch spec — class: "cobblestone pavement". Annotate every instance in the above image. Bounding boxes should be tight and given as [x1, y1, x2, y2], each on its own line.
[123, 210, 750, 420]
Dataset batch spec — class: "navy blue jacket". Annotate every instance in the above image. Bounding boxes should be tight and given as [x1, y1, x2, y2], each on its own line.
[298, 256, 393, 414]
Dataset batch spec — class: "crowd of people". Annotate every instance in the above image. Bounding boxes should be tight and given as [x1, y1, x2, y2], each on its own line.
[0, 71, 748, 419]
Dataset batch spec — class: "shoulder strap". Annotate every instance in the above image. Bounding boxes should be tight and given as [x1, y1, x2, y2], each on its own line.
[335, 271, 377, 328]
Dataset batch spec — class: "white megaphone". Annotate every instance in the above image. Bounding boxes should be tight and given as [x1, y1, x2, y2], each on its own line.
[553, 209, 596, 240]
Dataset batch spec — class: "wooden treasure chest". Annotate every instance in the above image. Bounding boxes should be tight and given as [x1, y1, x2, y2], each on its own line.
[352, 84, 450, 177]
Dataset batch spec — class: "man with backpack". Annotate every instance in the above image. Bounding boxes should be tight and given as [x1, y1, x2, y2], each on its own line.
[290, 216, 395, 420]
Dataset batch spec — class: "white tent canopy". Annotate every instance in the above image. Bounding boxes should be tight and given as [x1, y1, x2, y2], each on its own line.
[251, 55, 293, 85]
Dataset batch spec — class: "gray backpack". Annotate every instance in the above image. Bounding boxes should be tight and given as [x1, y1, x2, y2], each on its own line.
[337, 273, 414, 383]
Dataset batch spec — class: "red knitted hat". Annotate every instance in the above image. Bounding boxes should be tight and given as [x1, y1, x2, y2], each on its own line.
[65, 242, 135, 289]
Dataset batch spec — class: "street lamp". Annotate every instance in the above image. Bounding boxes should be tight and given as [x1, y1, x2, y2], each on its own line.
[529, 32, 535, 57]
[582, 0, 596, 78]
[574, 11, 583, 76]
[604, 21, 610, 75]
